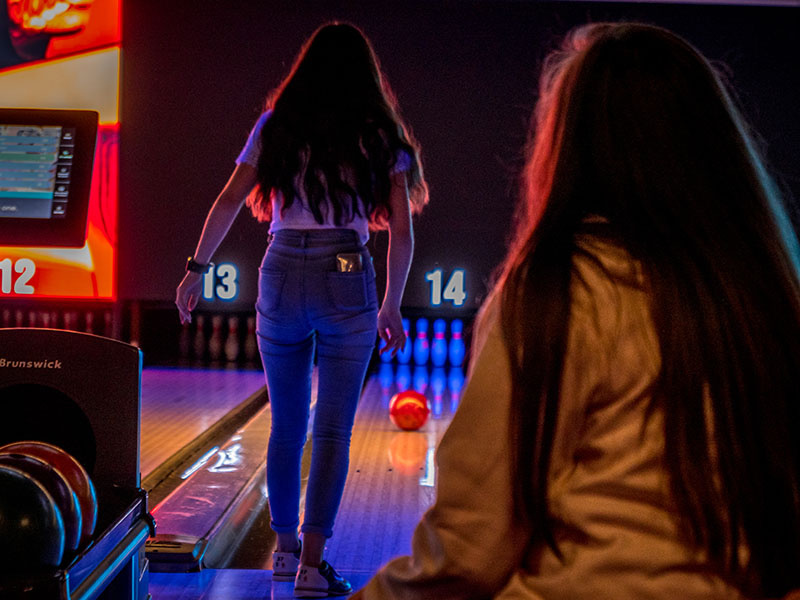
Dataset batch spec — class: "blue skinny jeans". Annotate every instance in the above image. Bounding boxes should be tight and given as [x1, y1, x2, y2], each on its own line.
[256, 228, 378, 539]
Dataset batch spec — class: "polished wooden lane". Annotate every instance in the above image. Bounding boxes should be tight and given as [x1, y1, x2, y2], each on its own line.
[149, 364, 465, 599]
[323, 365, 460, 575]
[140, 367, 267, 480]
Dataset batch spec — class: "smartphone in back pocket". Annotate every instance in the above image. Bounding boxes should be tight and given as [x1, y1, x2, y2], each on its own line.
[336, 253, 363, 272]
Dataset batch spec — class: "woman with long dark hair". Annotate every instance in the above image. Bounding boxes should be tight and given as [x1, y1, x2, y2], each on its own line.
[353, 22, 800, 599]
[176, 22, 427, 597]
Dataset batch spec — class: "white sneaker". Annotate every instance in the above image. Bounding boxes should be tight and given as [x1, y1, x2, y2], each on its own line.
[272, 544, 301, 582]
[294, 560, 352, 597]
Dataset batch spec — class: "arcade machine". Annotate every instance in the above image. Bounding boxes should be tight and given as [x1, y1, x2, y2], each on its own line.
[0, 108, 153, 599]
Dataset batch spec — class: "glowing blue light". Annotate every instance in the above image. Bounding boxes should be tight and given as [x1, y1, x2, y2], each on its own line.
[208, 443, 243, 473]
[180, 445, 220, 480]
[419, 448, 435, 487]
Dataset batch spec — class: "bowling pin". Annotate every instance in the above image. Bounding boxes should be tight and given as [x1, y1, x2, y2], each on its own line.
[448, 366, 465, 412]
[431, 367, 446, 418]
[431, 398, 443, 419]
[413, 365, 429, 395]
[193, 314, 206, 361]
[40, 311, 51, 328]
[84, 311, 94, 334]
[14, 309, 23, 327]
[395, 364, 412, 393]
[1, 308, 9, 327]
[63, 311, 75, 330]
[378, 337, 393, 362]
[378, 363, 394, 408]
[244, 315, 258, 365]
[28, 311, 37, 328]
[225, 315, 240, 363]
[431, 367, 446, 398]
[413, 318, 430, 365]
[208, 315, 224, 363]
[396, 318, 412, 364]
[431, 319, 448, 367]
[448, 319, 466, 367]
[50, 311, 59, 330]
[103, 310, 113, 338]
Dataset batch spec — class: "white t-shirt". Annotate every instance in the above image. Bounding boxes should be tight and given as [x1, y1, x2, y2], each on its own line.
[236, 110, 411, 244]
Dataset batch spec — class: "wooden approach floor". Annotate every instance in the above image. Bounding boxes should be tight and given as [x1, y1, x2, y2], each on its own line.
[147, 365, 463, 599]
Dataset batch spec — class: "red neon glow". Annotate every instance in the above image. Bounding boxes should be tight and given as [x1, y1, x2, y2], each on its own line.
[45, 0, 120, 59]
[0, 0, 120, 300]
[7, 0, 94, 35]
[0, 123, 117, 299]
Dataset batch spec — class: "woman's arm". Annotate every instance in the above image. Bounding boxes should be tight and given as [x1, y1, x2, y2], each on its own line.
[175, 163, 257, 324]
[378, 171, 414, 356]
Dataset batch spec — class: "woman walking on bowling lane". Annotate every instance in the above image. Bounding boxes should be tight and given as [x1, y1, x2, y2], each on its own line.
[353, 23, 800, 599]
[175, 22, 427, 597]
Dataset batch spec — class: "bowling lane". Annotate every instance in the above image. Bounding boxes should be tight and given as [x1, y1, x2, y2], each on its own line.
[140, 367, 267, 481]
[148, 363, 465, 599]
[225, 363, 464, 576]
[318, 364, 464, 579]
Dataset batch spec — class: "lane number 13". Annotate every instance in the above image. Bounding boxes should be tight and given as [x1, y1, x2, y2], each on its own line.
[202, 262, 239, 301]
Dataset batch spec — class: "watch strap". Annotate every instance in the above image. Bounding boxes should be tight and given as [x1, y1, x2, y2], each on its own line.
[186, 256, 211, 274]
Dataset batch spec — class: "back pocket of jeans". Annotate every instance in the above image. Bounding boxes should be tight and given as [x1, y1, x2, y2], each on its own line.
[258, 269, 286, 312]
[326, 271, 368, 310]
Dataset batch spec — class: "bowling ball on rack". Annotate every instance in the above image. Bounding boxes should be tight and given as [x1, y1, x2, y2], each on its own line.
[0, 441, 97, 546]
[389, 390, 431, 431]
[0, 465, 65, 571]
[0, 452, 83, 554]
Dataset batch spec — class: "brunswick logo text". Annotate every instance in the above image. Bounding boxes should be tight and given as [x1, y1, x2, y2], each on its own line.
[0, 359, 62, 369]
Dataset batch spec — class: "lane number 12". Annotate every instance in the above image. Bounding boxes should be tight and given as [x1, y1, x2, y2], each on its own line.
[0, 258, 36, 294]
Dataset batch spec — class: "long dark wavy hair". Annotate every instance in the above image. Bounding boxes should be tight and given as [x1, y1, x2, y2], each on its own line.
[247, 22, 428, 228]
[491, 22, 800, 596]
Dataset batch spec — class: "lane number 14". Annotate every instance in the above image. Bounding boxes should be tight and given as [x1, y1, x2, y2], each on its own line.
[425, 268, 466, 307]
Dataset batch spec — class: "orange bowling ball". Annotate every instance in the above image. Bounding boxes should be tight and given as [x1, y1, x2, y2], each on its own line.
[389, 390, 431, 431]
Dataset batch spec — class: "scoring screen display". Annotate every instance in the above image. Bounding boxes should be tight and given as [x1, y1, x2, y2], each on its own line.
[0, 124, 77, 220]
[0, 108, 97, 249]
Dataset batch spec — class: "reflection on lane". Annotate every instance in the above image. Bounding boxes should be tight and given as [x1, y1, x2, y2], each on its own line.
[376, 363, 466, 490]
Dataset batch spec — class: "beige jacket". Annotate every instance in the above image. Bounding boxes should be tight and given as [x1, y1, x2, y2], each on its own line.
[354, 238, 748, 599]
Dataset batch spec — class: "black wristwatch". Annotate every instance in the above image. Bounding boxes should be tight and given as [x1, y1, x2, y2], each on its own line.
[186, 256, 211, 274]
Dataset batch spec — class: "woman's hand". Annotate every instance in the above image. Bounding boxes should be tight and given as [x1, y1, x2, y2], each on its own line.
[175, 272, 203, 324]
[378, 304, 406, 358]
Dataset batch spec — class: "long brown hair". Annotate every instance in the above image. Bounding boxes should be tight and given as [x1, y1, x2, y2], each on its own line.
[248, 22, 428, 228]
[494, 22, 800, 595]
